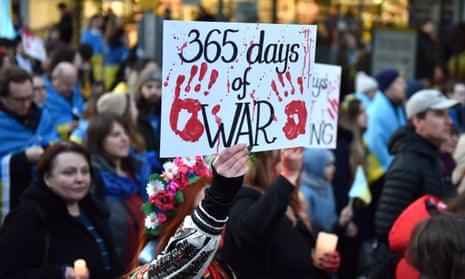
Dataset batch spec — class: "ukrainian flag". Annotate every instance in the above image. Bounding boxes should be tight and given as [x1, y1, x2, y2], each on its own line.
[0, 0, 16, 39]
[348, 165, 372, 205]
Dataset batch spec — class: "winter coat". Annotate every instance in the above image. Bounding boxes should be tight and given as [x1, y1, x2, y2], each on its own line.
[0, 181, 122, 279]
[388, 195, 446, 279]
[300, 148, 337, 231]
[220, 176, 330, 279]
[0, 103, 59, 223]
[363, 93, 406, 178]
[91, 152, 150, 268]
[375, 127, 456, 242]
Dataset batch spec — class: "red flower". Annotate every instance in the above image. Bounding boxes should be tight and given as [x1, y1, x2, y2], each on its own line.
[151, 191, 175, 211]
[173, 173, 189, 190]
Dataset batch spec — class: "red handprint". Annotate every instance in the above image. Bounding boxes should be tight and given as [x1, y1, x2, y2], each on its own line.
[326, 97, 338, 120]
[183, 62, 219, 96]
[282, 100, 308, 140]
[269, 70, 307, 140]
[169, 75, 204, 142]
[270, 69, 304, 102]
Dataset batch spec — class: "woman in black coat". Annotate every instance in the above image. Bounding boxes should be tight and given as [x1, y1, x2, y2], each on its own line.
[219, 148, 341, 279]
[0, 141, 122, 279]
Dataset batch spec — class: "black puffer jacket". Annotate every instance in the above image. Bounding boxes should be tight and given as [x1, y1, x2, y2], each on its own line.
[374, 127, 456, 241]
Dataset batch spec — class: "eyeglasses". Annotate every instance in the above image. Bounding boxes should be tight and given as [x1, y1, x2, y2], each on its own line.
[33, 85, 47, 92]
[7, 95, 33, 103]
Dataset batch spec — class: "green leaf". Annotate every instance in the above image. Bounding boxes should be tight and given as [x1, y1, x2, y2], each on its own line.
[141, 202, 154, 215]
[174, 191, 184, 203]
[166, 208, 177, 218]
[188, 176, 200, 185]
[148, 173, 164, 182]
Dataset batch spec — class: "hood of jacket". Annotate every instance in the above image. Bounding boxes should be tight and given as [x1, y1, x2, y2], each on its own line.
[388, 126, 440, 162]
[300, 171, 331, 194]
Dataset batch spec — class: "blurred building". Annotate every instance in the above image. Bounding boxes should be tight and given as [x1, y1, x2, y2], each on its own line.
[8, 0, 465, 47]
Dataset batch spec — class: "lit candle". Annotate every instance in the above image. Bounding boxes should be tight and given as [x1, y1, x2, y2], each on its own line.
[73, 259, 87, 277]
[314, 232, 338, 260]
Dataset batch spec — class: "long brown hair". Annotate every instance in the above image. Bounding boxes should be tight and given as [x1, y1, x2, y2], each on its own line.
[338, 97, 367, 179]
[245, 150, 308, 228]
[244, 151, 280, 192]
[407, 213, 465, 279]
[126, 177, 211, 273]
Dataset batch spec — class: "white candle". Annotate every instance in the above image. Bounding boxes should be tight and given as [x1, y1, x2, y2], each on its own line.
[73, 259, 87, 277]
[314, 232, 338, 260]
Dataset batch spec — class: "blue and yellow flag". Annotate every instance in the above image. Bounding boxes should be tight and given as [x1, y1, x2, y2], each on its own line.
[348, 165, 372, 205]
[0, 0, 16, 39]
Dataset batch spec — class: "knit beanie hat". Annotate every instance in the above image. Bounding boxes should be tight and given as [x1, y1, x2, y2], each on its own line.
[355, 71, 378, 93]
[406, 79, 426, 100]
[137, 67, 162, 91]
[375, 69, 400, 92]
[96, 92, 127, 116]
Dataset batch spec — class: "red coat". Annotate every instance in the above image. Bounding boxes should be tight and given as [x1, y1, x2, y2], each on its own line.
[388, 195, 447, 279]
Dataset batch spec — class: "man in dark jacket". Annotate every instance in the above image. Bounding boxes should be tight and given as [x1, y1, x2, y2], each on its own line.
[370, 89, 459, 278]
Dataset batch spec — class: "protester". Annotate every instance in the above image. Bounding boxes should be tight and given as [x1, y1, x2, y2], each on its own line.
[452, 133, 465, 193]
[439, 125, 459, 188]
[354, 71, 378, 109]
[220, 148, 340, 278]
[135, 66, 164, 165]
[32, 74, 47, 107]
[86, 113, 151, 271]
[127, 144, 249, 278]
[0, 66, 59, 223]
[364, 69, 407, 191]
[371, 89, 459, 278]
[57, 2, 73, 45]
[300, 147, 353, 233]
[407, 213, 465, 279]
[80, 15, 105, 83]
[0, 141, 123, 278]
[44, 61, 84, 139]
[333, 94, 372, 278]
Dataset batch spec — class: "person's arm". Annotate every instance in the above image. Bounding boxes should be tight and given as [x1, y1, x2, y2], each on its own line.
[128, 144, 249, 279]
[0, 208, 64, 279]
[226, 147, 303, 247]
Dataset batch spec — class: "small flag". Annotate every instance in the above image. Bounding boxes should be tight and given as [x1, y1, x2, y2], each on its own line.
[348, 165, 372, 205]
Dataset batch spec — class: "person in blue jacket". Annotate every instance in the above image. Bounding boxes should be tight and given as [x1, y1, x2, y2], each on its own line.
[44, 61, 85, 140]
[0, 66, 59, 224]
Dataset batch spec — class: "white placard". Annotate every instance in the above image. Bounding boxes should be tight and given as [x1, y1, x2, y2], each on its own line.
[306, 63, 341, 148]
[21, 29, 47, 62]
[160, 20, 339, 157]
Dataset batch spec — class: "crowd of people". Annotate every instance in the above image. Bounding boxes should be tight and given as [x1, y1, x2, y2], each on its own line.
[1, 2, 465, 279]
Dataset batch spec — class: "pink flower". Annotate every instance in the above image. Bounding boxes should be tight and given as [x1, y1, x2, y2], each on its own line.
[157, 213, 167, 223]
[167, 181, 178, 194]
[173, 174, 189, 190]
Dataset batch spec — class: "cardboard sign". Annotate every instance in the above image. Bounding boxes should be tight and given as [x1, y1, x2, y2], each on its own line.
[306, 63, 341, 147]
[21, 29, 47, 62]
[160, 20, 339, 157]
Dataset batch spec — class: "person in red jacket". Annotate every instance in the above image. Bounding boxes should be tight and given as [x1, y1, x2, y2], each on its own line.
[388, 195, 447, 279]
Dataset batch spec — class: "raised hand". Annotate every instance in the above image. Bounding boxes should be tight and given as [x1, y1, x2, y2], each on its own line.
[212, 144, 249, 178]
[280, 147, 303, 186]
